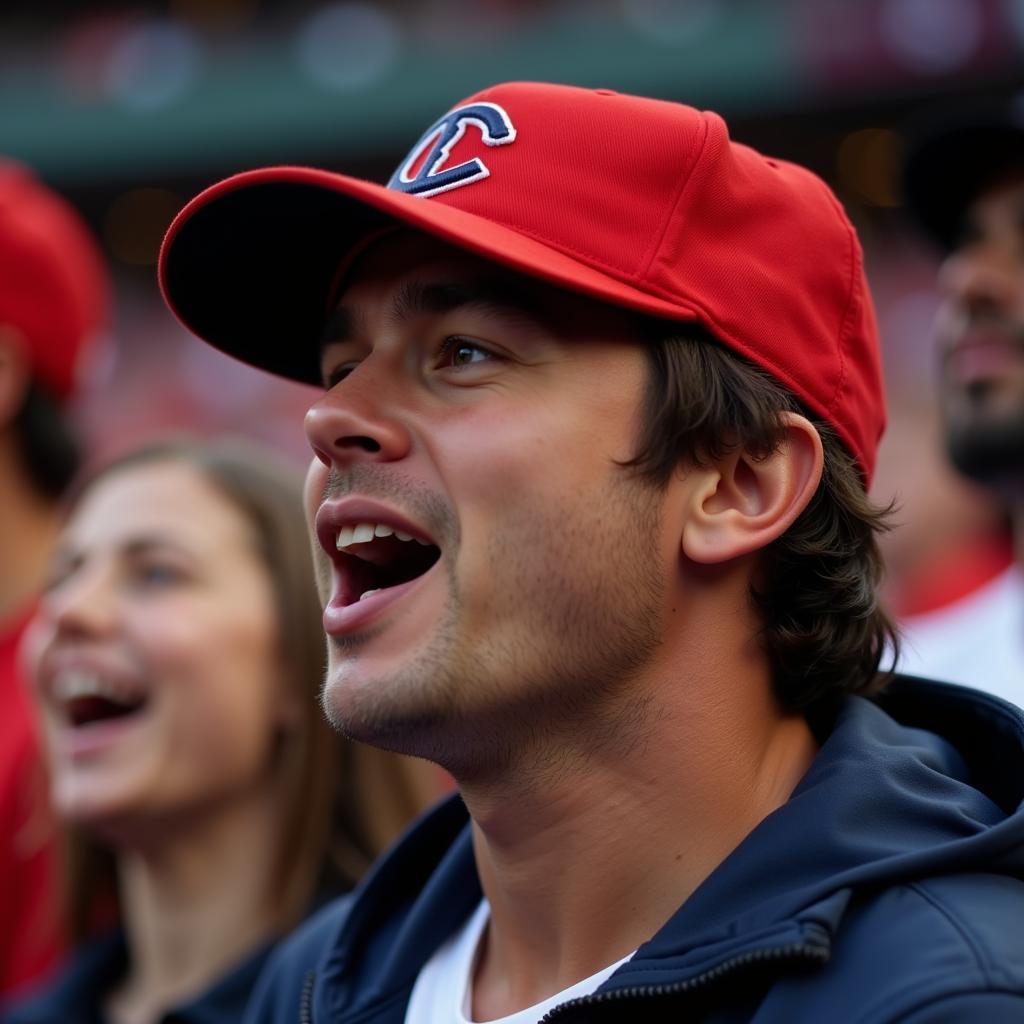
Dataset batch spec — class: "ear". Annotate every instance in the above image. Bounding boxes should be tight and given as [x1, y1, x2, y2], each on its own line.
[681, 413, 824, 564]
[0, 330, 32, 429]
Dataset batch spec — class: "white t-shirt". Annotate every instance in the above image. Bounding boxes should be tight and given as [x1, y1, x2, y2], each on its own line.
[895, 565, 1024, 707]
[404, 900, 634, 1024]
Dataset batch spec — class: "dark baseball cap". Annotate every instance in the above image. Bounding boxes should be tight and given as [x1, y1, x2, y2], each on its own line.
[903, 96, 1024, 251]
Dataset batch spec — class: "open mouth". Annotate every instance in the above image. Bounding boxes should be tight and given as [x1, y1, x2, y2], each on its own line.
[946, 334, 1024, 388]
[332, 522, 441, 607]
[54, 671, 148, 729]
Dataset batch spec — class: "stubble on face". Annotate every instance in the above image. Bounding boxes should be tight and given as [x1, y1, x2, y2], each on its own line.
[938, 173, 1024, 492]
[941, 320, 1024, 491]
[314, 461, 667, 785]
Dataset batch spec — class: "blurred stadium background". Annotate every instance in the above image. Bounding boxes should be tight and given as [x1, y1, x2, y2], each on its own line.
[3, 0, 1019, 611]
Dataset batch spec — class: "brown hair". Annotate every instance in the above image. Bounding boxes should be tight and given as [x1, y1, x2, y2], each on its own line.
[628, 324, 899, 712]
[62, 438, 436, 943]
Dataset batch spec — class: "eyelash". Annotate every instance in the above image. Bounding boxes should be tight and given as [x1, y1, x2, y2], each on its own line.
[435, 336, 494, 369]
[323, 336, 496, 388]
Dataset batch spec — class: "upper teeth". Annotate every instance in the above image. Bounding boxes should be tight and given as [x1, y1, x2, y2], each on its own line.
[336, 522, 430, 551]
[53, 670, 140, 707]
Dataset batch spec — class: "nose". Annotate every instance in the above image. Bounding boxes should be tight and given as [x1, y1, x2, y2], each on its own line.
[938, 240, 1022, 318]
[43, 565, 119, 642]
[304, 362, 414, 469]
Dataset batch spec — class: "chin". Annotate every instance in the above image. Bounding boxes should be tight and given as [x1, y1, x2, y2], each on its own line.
[946, 414, 1024, 489]
[321, 664, 455, 761]
[51, 770, 156, 840]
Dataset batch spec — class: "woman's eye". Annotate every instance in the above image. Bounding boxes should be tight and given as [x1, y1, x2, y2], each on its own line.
[439, 337, 492, 369]
[133, 564, 185, 588]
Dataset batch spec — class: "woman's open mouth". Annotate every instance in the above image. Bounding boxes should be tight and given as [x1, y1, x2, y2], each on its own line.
[55, 670, 149, 728]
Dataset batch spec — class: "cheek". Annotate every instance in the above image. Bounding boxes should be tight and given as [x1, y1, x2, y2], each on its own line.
[19, 616, 54, 704]
[137, 603, 283, 758]
[430, 395, 635, 516]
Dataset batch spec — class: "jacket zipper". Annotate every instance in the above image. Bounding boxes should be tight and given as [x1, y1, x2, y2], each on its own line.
[299, 970, 315, 1024]
[296, 936, 829, 1022]
[538, 940, 830, 1022]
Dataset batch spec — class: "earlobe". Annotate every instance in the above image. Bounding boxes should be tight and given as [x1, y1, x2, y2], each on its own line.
[681, 414, 824, 565]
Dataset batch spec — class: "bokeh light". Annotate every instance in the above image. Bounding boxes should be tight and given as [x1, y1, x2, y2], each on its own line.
[295, 2, 402, 91]
[879, 0, 982, 73]
[105, 20, 203, 110]
[837, 128, 904, 207]
[103, 187, 185, 266]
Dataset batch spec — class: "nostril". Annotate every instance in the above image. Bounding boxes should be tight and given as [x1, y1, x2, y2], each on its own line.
[338, 436, 381, 453]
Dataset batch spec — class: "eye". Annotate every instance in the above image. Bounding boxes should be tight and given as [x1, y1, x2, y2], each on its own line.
[131, 562, 187, 589]
[437, 337, 494, 370]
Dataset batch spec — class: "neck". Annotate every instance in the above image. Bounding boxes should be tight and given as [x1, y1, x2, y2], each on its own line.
[0, 437, 60, 622]
[461, 573, 818, 1020]
[104, 789, 282, 1024]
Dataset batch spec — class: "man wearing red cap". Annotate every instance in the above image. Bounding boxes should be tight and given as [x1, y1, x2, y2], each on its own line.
[161, 84, 1024, 1022]
[0, 162, 109, 995]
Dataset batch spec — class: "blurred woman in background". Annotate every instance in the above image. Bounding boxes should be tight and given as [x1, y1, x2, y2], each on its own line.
[3, 439, 443, 1024]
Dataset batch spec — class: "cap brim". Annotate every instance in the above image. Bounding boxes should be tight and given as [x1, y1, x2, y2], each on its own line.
[904, 118, 1024, 251]
[159, 167, 700, 387]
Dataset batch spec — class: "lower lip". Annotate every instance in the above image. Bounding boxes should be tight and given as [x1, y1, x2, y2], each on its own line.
[322, 568, 435, 638]
[55, 711, 147, 758]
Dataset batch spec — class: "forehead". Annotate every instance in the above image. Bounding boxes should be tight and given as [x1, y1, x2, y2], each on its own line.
[330, 230, 647, 339]
[66, 461, 250, 554]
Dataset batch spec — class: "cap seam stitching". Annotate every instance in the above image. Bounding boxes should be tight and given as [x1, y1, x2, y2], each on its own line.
[635, 113, 713, 281]
[825, 197, 857, 428]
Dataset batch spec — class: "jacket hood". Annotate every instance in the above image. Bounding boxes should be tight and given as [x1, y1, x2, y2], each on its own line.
[310, 678, 1024, 1017]
[602, 678, 1024, 991]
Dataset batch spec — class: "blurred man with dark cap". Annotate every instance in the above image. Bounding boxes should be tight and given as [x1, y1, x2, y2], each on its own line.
[0, 161, 109, 994]
[900, 102, 1024, 703]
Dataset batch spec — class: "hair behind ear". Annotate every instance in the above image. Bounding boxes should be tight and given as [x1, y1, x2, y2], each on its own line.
[12, 377, 80, 501]
[627, 323, 898, 710]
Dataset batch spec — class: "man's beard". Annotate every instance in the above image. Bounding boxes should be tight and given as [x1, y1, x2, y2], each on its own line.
[945, 411, 1024, 491]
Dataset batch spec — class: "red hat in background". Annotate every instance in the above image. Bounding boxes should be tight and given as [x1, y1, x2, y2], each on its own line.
[0, 161, 110, 403]
[160, 81, 885, 481]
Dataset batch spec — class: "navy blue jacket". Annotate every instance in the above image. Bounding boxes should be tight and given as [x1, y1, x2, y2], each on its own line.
[247, 678, 1024, 1022]
[2, 930, 272, 1024]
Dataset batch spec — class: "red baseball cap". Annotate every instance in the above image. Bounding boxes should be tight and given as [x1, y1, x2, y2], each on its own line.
[0, 162, 110, 403]
[160, 81, 885, 480]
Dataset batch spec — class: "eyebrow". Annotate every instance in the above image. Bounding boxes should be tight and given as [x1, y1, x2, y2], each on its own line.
[319, 278, 551, 349]
[119, 535, 196, 559]
[54, 534, 196, 569]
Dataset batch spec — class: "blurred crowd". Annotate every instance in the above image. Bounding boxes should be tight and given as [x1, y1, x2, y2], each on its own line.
[1, 3, 1023, 1022]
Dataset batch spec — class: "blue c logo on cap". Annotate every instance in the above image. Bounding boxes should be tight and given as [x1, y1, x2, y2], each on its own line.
[388, 102, 517, 198]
